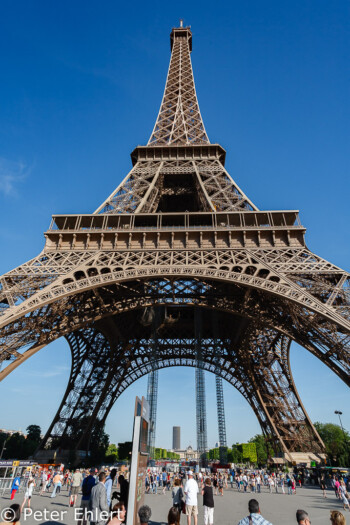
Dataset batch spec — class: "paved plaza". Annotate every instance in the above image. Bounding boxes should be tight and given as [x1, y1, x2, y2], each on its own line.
[0, 484, 347, 525]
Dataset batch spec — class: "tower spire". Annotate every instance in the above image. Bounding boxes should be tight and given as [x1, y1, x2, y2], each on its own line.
[148, 26, 209, 145]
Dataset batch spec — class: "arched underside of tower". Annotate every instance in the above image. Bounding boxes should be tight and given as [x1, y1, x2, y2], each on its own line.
[0, 273, 349, 460]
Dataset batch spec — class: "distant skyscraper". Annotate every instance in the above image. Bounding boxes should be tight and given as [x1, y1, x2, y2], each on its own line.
[173, 426, 181, 450]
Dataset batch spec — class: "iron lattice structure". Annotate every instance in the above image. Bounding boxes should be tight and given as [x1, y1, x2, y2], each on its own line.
[212, 309, 228, 461]
[215, 375, 228, 463]
[146, 369, 158, 459]
[196, 366, 207, 459]
[195, 307, 208, 458]
[0, 25, 349, 461]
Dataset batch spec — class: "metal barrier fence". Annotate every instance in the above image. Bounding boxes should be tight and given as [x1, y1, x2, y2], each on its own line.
[0, 473, 28, 496]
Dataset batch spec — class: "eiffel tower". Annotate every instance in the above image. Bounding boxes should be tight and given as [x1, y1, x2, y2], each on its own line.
[0, 23, 349, 462]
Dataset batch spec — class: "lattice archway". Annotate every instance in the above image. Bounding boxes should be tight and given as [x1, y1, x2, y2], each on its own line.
[30, 302, 326, 460]
[2, 271, 347, 461]
[1, 274, 349, 388]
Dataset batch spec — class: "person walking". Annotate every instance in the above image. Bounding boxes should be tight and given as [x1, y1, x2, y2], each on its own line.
[51, 472, 62, 498]
[152, 473, 157, 495]
[268, 476, 273, 494]
[184, 471, 199, 525]
[21, 479, 35, 512]
[256, 474, 261, 494]
[339, 480, 350, 512]
[69, 469, 83, 507]
[202, 478, 214, 525]
[319, 475, 327, 498]
[105, 468, 117, 509]
[242, 474, 248, 493]
[335, 478, 341, 499]
[172, 478, 184, 511]
[115, 474, 129, 510]
[10, 475, 21, 500]
[77, 468, 96, 525]
[218, 475, 223, 496]
[40, 470, 48, 495]
[280, 476, 285, 494]
[237, 499, 273, 525]
[213, 474, 218, 496]
[89, 471, 109, 525]
[162, 470, 167, 495]
[250, 476, 256, 493]
[236, 474, 241, 491]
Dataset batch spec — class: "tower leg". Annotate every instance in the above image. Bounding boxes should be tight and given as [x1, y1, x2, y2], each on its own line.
[35, 326, 125, 462]
[147, 369, 158, 459]
[212, 310, 228, 463]
[215, 375, 228, 463]
[195, 308, 208, 464]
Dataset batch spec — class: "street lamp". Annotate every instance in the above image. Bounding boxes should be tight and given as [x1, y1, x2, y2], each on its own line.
[0, 436, 8, 459]
[335, 411, 346, 435]
[335, 410, 349, 465]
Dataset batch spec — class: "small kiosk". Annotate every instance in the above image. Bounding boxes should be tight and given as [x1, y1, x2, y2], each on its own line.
[126, 396, 149, 525]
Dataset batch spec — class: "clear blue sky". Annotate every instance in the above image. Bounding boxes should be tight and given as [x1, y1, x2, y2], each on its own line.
[0, 0, 349, 450]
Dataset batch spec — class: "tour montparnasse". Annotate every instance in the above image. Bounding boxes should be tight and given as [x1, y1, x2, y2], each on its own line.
[0, 23, 349, 464]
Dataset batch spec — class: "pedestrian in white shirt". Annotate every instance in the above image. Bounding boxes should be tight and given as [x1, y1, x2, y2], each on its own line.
[256, 475, 261, 494]
[184, 471, 199, 525]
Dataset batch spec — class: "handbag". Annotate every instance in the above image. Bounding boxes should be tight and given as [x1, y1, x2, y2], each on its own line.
[181, 500, 186, 514]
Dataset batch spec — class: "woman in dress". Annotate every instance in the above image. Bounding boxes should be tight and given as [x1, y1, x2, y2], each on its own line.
[319, 475, 327, 498]
[339, 480, 350, 512]
[21, 479, 35, 512]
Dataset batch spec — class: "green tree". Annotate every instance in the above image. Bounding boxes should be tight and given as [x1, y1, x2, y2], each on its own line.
[4, 433, 27, 459]
[314, 422, 350, 466]
[26, 425, 41, 443]
[231, 444, 243, 463]
[105, 443, 118, 464]
[208, 448, 220, 460]
[248, 435, 274, 465]
[90, 428, 110, 464]
[118, 441, 132, 461]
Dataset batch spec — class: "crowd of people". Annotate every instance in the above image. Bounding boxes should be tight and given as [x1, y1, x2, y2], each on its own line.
[5, 467, 129, 525]
[2, 466, 350, 525]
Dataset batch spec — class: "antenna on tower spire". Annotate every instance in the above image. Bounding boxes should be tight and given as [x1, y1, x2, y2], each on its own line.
[179, 19, 183, 27]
